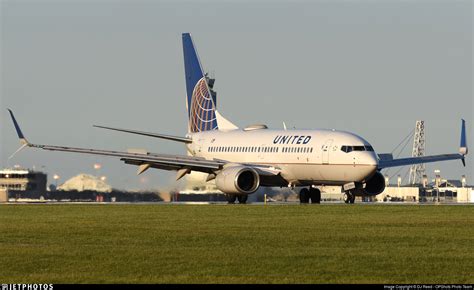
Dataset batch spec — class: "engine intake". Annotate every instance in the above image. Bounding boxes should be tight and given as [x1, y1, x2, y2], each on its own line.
[364, 171, 386, 195]
[216, 166, 260, 194]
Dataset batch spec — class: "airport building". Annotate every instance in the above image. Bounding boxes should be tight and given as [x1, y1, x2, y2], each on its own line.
[0, 168, 47, 197]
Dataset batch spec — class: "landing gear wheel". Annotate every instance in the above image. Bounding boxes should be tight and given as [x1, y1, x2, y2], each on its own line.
[299, 188, 310, 204]
[237, 195, 248, 204]
[343, 191, 356, 204]
[350, 194, 356, 204]
[310, 187, 321, 204]
[226, 194, 237, 204]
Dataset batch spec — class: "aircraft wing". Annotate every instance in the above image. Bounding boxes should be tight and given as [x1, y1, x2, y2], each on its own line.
[8, 109, 224, 175]
[378, 119, 468, 169]
[7, 109, 282, 179]
[378, 154, 465, 169]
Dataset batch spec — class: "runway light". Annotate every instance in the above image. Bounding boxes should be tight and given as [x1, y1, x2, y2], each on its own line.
[53, 174, 60, 180]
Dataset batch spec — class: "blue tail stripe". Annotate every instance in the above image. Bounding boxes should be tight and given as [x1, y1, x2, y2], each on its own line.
[182, 33, 204, 118]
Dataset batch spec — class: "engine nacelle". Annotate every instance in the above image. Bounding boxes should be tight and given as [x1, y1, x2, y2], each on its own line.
[215, 166, 260, 194]
[363, 171, 386, 195]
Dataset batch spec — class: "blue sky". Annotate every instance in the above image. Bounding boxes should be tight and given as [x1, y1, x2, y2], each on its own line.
[1, 0, 472, 190]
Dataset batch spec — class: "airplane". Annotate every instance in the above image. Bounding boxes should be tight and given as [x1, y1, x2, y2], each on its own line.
[8, 33, 468, 204]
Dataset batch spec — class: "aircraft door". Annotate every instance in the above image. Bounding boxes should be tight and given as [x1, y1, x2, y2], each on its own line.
[322, 139, 333, 164]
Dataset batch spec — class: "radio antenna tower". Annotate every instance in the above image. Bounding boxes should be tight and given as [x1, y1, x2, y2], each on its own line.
[409, 120, 426, 185]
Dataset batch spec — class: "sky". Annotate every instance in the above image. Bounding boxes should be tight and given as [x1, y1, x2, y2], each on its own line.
[1, 0, 472, 191]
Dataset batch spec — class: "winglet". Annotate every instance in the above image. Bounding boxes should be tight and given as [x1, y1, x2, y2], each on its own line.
[459, 119, 468, 167]
[459, 119, 468, 155]
[7, 109, 29, 145]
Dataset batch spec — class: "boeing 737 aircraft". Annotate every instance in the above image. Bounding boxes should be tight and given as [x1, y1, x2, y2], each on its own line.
[8, 33, 468, 204]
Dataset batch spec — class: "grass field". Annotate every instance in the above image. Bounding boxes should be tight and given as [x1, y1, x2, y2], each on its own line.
[0, 204, 473, 284]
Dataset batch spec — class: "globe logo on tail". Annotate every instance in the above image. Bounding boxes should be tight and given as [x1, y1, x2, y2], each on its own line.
[189, 77, 217, 132]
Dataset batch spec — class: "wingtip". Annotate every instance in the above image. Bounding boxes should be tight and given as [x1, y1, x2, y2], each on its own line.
[459, 118, 468, 155]
[7, 109, 29, 144]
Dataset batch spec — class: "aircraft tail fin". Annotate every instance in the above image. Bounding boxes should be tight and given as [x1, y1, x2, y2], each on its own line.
[182, 33, 218, 133]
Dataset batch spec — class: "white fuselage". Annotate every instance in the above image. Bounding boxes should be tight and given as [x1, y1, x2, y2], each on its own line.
[187, 128, 378, 186]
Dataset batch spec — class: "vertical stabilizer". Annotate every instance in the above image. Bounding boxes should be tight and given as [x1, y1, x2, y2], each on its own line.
[182, 33, 218, 133]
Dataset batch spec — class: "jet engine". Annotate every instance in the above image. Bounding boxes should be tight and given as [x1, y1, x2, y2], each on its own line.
[363, 171, 386, 195]
[215, 166, 260, 194]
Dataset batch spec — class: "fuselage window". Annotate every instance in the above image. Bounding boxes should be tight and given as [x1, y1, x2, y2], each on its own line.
[365, 145, 374, 152]
[353, 146, 365, 151]
[310, 148, 313, 153]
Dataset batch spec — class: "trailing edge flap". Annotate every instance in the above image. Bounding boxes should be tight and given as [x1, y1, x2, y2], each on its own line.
[137, 164, 151, 175]
[215, 110, 238, 131]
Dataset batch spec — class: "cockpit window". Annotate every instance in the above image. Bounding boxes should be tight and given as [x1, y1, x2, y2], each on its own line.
[353, 146, 365, 151]
[341, 145, 374, 153]
[341, 146, 352, 153]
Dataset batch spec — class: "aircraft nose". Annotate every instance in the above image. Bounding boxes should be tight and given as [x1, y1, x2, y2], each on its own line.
[369, 153, 378, 167]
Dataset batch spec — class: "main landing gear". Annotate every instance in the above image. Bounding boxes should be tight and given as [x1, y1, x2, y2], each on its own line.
[343, 191, 356, 204]
[226, 194, 248, 204]
[299, 187, 321, 204]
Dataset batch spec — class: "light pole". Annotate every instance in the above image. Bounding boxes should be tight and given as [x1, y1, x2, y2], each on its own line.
[434, 169, 441, 202]
[53, 174, 60, 188]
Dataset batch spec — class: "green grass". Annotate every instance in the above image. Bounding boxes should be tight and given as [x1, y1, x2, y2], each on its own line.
[0, 204, 473, 284]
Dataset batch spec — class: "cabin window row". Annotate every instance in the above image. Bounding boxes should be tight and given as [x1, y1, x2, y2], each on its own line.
[208, 146, 313, 154]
